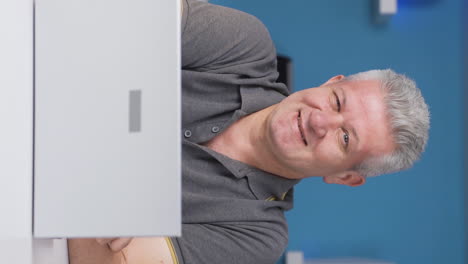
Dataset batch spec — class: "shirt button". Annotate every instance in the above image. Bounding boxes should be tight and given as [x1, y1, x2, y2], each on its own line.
[184, 130, 192, 138]
[211, 126, 220, 133]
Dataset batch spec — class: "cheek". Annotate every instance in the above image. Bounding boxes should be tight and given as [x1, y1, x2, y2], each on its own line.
[268, 113, 299, 158]
[314, 138, 343, 164]
[270, 115, 289, 143]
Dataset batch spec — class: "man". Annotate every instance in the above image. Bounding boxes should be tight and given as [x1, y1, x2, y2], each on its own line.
[69, 0, 429, 263]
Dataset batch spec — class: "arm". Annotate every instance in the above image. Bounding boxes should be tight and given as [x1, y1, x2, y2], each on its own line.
[181, 0, 288, 95]
[96, 238, 132, 252]
[68, 238, 174, 264]
[182, 0, 276, 73]
[182, 0, 275, 70]
[68, 239, 123, 264]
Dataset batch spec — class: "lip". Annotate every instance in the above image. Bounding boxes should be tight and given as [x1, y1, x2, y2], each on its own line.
[297, 110, 308, 146]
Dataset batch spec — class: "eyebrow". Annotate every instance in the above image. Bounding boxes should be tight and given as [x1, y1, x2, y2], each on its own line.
[337, 86, 360, 151]
[336, 86, 347, 107]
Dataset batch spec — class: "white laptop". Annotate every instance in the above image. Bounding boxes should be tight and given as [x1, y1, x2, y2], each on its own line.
[33, 0, 181, 238]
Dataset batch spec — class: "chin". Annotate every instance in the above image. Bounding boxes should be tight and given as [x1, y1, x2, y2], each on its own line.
[269, 127, 300, 164]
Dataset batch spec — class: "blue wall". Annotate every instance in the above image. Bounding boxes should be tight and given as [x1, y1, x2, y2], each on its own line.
[210, 1, 464, 263]
[463, 0, 468, 260]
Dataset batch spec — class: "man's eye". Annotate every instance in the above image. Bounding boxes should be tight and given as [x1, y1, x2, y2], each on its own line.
[333, 91, 341, 112]
[343, 130, 349, 148]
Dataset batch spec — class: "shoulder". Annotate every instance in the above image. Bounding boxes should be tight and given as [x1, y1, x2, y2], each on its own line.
[183, 0, 270, 37]
[182, 0, 276, 71]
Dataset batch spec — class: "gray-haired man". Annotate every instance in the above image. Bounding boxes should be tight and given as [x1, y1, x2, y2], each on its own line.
[70, 0, 429, 263]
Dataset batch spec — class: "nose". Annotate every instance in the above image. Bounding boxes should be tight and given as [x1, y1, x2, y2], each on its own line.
[308, 109, 342, 138]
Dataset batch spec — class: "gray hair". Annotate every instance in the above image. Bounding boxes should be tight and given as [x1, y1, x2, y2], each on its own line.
[345, 69, 430, 177]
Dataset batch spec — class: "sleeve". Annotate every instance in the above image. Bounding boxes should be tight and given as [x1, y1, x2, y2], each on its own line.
[181, 0, 286, 96]
[172, 221, 288, 264]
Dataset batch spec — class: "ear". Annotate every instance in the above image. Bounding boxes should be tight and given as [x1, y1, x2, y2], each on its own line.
[322, 75, 345, 86]
[323, 171, 366, 187]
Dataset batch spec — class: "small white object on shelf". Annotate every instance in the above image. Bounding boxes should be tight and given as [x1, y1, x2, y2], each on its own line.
[286, 251, 304, 264]
[378, 0, 397, 15]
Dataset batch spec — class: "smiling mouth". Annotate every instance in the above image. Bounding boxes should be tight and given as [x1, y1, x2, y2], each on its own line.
[297, 111, 308, 146]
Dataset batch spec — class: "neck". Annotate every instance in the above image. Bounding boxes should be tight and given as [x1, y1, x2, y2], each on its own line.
[203, 105, 299, 179]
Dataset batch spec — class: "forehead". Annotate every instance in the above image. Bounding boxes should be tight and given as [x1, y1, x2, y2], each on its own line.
[338, 79, 395, 158]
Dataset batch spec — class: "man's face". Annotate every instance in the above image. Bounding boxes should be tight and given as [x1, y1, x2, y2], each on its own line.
[265, 76, 395, 185]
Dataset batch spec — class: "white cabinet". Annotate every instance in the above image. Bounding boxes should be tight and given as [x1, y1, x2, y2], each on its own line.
[0, 0, 34, 262]
[33, 0, 181, 238]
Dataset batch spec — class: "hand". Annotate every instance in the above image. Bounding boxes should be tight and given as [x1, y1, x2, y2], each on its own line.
[96, 237, 133, 252]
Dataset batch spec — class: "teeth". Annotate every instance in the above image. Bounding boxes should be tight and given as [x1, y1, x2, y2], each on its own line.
[298, 111, 308, 146]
